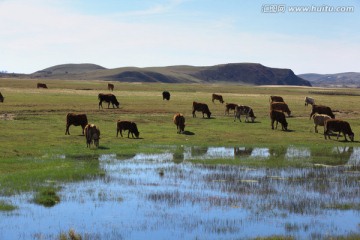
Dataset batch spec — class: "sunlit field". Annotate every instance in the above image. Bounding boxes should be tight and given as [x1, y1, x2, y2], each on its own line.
[0, 78, 359, 239]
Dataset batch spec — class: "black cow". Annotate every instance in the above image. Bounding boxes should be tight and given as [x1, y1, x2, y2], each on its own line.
[117, 120, 140, 138]
[163, 91, 170, 100]
[192, 102, 211, 118]
[65, 113, 88, 135]
[98, 93, 120, 109]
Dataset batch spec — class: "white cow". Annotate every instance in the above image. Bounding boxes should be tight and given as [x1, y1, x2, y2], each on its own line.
[305, 96, 315, 106]
[312, 113, 331, 133]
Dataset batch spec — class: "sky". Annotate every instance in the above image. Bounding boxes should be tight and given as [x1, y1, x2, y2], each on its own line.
[0, 0, 359, 74]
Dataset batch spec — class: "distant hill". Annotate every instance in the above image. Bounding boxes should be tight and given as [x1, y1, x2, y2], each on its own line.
[299, 72, 360, 87]
[29, 63, 311, 86]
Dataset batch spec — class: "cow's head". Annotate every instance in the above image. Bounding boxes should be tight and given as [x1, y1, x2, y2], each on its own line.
[349, 133, 354, 142]
[207, 111, 212, 118]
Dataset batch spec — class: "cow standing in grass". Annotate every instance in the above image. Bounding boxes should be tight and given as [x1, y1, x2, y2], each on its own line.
[98, 93, 120, 109]
[117, 120, 140, 138]
[173, 113, 185, 133]
[324, 119, 354, 142]
[85, 124, 100, 148]
[269, 96, 284, 103]
[270, 110, 288, 131]
[225, 103, 238, 115]
[310, 105, 335, 119]
[108, 83, 114, 91]
[270, 102, 291, 116]
[234, 105, 256, 123]
[212, 94, 224, 104]
[312, 113, 331, 133]
[192, 102, 211, 118]
[65, 113, 88, 135]
[37, 83, 48, 89]
[304, 96, 315, 106]
[0, 92, 4, 103]
[162, 91, 170, 100]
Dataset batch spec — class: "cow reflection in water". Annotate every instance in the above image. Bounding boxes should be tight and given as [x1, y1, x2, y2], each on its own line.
[234, 147, 253, 158]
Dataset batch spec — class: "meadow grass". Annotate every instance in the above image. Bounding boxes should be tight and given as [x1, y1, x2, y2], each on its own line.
[1, 79, 360, 195]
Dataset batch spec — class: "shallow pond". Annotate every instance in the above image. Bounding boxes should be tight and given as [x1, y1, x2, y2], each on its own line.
[1, 146, 360, 239]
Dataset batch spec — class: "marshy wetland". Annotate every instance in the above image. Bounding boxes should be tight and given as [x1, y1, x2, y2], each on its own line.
[0, 79, 360, 239]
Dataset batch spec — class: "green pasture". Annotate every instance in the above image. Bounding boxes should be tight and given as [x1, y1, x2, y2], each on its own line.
[1, 78, 360, 196]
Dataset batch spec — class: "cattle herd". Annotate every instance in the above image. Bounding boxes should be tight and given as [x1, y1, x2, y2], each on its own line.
[1, 83, 355, 149]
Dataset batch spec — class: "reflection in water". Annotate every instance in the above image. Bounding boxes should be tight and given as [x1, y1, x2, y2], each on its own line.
[0, 147, 359, 239]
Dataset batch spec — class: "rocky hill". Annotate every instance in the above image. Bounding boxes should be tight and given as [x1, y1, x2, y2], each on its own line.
[29, 63, 311, 86]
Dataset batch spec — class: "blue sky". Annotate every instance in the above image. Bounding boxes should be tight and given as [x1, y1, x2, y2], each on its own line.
[0, 0, 359, 74]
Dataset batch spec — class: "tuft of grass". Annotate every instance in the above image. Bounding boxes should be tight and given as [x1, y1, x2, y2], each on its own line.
[0, 200, 17, 211]
[33, 187, 60, 207]
[59, 229, 82, 240]
[253, 236, 294, 240]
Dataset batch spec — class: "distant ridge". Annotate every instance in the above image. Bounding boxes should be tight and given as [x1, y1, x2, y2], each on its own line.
[299, 72, 360, 87]
[29, 62, 311, 86]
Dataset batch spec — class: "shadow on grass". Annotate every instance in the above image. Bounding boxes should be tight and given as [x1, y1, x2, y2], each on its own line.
[183, 131, 195, 135]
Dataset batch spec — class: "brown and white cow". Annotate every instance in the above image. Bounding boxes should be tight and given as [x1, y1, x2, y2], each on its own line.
[117, 120, 140, 138]
[84, 124, 100, 148]
[304, 96, 315, 106]
[270, 102, 291, 116]
[37, 83, 48, 89]
[108, 83, 114, 91]
[234, 105, 256, 123]
[225, 103, 238, 115]
[65, 113, 88, 135]
[212, 93, 224, 104]
[269, 96, 284, 103]
[312, 113, 331, 133]
[98, 93, 120, 109]
[324, 119, 354, 142]
[173, 113, 185, 133]
[270, 110, 288, 131]
[192, 102, 211, 118]
[310, 105, 335, 119]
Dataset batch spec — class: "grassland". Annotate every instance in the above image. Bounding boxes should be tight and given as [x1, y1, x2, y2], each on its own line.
[0, 78, 360, 196]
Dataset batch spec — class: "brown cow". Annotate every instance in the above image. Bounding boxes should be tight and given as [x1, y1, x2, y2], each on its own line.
[84, 124, 100, 148]
[234, 105, 256, 123]
[312, 113, 331, 133]
[225, 103, 238, 115]
[173, 113, 185, 133]
[310, 105, 335, 119]
[212, 93, 224, 104]
[0, 92, 4, 103]
[65, 113, 88, 135]
[192, 102, 211, 118]
[117, 120, 140, 138]
[108, 83, 114, 91]
[37, 83, 48, 89]
[324, 119, 354, 142]
[270, 110, 288, 131]
[270, 102, 291, 116]
[98, 93, 120, 109]
[269, 96, 284, 103]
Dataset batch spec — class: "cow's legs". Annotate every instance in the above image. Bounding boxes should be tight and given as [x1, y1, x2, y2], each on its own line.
[65, 125, 70, 135]
[99, 101, 103, 109]
[192, 110, 196, 118]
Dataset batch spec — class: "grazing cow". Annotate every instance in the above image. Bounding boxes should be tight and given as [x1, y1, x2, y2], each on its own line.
[108, 83, 114, 91]
[65, 113, 88, 135]
[117, 120, 140, 138]
[324, 119, 354, 142]
[225, 103, 238, 115]
[270, 110, 288, 131]
[304, 96, 315, 106]
[0, 92, 4, 103]
[84, 124, 100, 148]
[310, 105, 335, 119]
[98, 93, 120, 109]
[37, 83, 48, 89]
[269, 96, 284, 103]
[312, 113, 331, 133]
[270, 102, 291, 116]
[234, 105, 256, 123]
[173, 113, 185, 133]
[192, 101, 211, 118]
[162, 91, 170, 100]
[212, 93, 224, 104]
